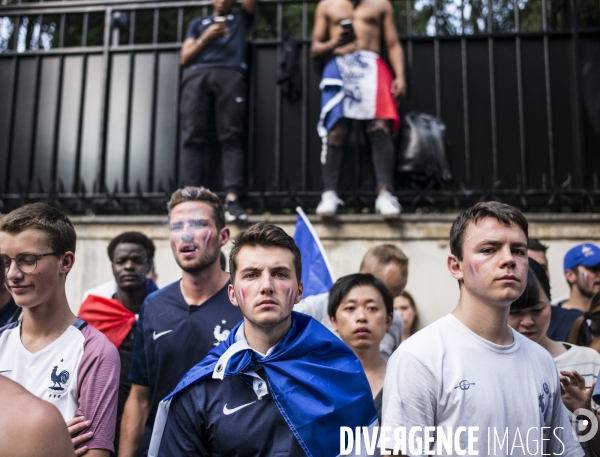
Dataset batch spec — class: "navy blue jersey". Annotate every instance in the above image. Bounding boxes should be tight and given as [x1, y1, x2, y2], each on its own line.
[548, 304, 588, 342]
[129, 280, 243, 457]
[185, 10, 253, 72]
[0, 297, 19, 327]
[159, 370, 306, 456]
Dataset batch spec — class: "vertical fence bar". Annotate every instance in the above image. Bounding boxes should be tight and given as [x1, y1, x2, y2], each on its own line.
[74, 53, 88, 193]
[123, 50, 135, 192]
[568, 0, 583, 188]
[51, 55, 64, 189]
[514, 0, 527, 190]
[433, 0, 441, 119]
[487, 0, 498, 184]
[174, 7, 183, 188]
[28, 55, 42, 192]
[4, 55, 19, 193]
[82, 12, 89, 47]
[541, 0, 555, 189]
[148, 8, 160, 191]
[129, 10, 135, 45]
[301, 0, 308, 192]
[461, 0, 470, 185]
[176, 6, 183, 42]
[406, 0, 412, 108]
[59, 13, 65, 47]
[274, 1, 283, 191]
[97, 7, 113, 192]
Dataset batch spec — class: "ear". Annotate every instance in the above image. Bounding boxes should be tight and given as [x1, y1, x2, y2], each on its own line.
[565, 269, 577, 285]
[295, 281, 304, 304]
[329, 314, 338, 331]
[227, 283, 239, 307]
[219, 227, 231, 247]
[60, 252, 75, 275]
[447, 254, 464, 282]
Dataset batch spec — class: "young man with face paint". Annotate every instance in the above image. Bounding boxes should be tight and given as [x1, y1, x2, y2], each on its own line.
[148, 223, 378, 457]
[380, 202, 584, 456]
[558, 243, 600, 312]
[119, 187, 243, 457]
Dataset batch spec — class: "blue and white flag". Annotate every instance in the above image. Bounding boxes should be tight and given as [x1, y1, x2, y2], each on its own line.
[293, 207, 335, 298]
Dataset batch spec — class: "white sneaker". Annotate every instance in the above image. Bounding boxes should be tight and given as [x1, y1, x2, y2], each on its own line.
[316, 190, 344, 216]
[375, 191, 401, 218]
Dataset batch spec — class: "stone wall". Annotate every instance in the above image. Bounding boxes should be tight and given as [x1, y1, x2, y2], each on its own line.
[68, 213, 600, 326]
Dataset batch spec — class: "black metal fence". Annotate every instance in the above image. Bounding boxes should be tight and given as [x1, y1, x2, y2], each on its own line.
[0, 0, 599, 214]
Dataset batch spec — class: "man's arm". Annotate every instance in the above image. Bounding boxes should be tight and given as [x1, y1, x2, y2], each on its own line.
[119, 384, 152, 457]
[382, 1, 406, 100]
[241, 0, 257, 14]
[75, 329, 121, 456]
[310, 1, 355, 60]
[180, 23, 229, 67]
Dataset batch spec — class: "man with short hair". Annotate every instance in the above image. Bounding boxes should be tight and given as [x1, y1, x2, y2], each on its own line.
[295, 243, 406, 359]
[149, 223, 377, 457]
[559, 243, 600, 312]
[381, 202, 583, 455]
[311, 0, 406, 217]
[119, 187, 243, 457]
[179, 0, 257, 221]
[328, 273, 393, 422]
[78, 231, 158, 454]
[0, 203, 120, 457]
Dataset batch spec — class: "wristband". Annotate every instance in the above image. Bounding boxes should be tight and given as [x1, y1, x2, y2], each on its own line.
[196, 37, 203, 46]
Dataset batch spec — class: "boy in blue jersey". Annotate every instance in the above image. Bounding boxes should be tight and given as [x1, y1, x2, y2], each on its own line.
[149, 223, 378, 457]
[119, 187, 243, 457]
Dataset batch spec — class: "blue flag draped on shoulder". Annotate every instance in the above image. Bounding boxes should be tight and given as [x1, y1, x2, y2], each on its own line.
[293, 207, 335, 298]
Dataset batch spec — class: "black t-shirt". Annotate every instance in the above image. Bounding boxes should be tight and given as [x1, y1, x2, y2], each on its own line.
[129, 280, 243, 457]
[185, 10, 254, 72]
[159, 370, 306, 456]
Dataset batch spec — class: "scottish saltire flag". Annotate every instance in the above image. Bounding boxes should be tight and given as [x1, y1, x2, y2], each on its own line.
[316, 50, 400, 142]
[293, 207, 335, 297]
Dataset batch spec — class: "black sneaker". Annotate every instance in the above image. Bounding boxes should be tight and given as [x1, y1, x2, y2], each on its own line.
[224, 199, 248, 222]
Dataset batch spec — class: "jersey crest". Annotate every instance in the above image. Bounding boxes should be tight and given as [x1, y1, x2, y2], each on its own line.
[47, 364, 70, 397]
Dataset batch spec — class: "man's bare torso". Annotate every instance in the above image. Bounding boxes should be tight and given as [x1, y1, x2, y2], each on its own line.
[321, 0, 388, 55]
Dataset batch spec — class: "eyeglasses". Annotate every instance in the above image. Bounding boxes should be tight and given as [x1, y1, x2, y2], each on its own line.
[0, 253, 60, 274]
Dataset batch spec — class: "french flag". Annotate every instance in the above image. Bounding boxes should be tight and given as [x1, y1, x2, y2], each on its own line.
[317, 50, 399, 140]
[293, 206, 335, 298]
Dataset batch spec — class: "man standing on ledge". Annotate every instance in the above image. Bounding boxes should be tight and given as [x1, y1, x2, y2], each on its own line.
[311, 0, 406, 217]
[149, 223, 377, 456]
[179, 0, 257, 221]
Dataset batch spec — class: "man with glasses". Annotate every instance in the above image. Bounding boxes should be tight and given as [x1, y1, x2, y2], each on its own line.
[0, 203, 120, 457]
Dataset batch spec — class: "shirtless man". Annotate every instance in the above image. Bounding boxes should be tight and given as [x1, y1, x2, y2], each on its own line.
[311, 0, 406, 217]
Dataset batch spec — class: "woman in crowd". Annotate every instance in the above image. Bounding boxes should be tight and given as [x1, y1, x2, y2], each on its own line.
[393, 290, 421, 341]
[327, 273, 393, 422]
[568, 291, 600, 353]
[508, 258, 600, 456]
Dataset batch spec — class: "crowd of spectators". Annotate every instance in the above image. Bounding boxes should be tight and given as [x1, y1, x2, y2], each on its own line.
[0, 186, 599, 456]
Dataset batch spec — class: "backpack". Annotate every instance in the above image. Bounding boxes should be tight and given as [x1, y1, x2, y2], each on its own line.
[397, 112, 453, 186]
[277, 34, 302, 104]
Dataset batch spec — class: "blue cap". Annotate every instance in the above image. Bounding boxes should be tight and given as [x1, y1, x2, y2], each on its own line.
[563, 243, 600, 271]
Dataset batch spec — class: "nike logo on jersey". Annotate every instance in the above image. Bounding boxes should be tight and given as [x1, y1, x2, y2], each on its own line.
[223, 401, 257, 415]
[0, 370, 12, 374]
[153, 330, 173, 340]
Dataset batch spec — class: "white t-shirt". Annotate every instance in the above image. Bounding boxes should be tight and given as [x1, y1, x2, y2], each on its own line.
[382, 314, 584, 456]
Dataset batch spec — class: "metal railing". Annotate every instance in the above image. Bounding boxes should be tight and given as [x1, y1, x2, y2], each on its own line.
[0, 0, 599, 214]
